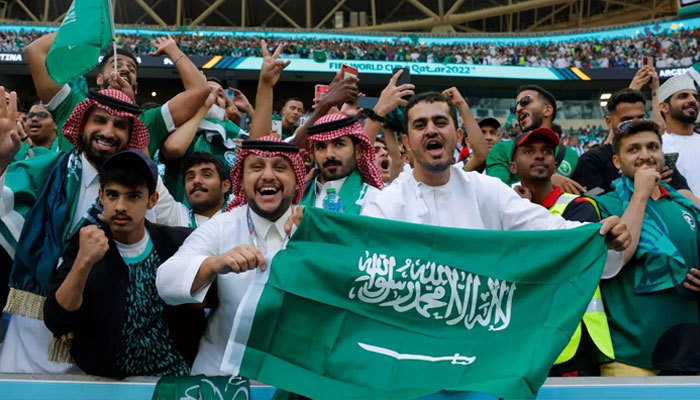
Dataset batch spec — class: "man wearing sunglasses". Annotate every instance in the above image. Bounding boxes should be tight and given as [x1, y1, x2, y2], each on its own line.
[486, 85, 583, 194]
[594, 119, 700, 376]
[23, 103, 57, 152]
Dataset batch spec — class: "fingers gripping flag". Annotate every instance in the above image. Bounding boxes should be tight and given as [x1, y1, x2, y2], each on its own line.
[221, 208, 609, 400]
[46, 0, 114, 85]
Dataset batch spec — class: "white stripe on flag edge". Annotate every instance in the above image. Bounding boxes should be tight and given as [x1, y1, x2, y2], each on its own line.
[220, 256, 273, 375]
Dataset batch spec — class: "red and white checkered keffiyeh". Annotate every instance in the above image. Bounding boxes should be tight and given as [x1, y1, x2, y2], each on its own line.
[225, 136, 306, 211]
[308, 113, 383, 189]
[62, 88, 149, 152]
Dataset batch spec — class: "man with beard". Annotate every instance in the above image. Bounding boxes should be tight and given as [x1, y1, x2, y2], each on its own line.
[299, 113, 384, 214]
[25, 33, 208, 156]
[287, 93, 630, 298]
[272, 97, 304, 140]
[594, 119, 700, 376]
[572, 89, 698, 207]
[510, 127, 615, 377]
[657, 74, 700, 194]
[156, 136, 306, 375]
[155, 152, 231, 228]
[486, 85, 583, 194]
[0, 88, 152, 373]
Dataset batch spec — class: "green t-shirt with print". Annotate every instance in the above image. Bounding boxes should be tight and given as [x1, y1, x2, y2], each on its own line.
[596, 191, 700, 370]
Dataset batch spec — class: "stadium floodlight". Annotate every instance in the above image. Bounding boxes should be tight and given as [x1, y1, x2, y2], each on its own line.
[600, 101, 608, 108]
[600, 93, 611, 100]
[151, 91, 157, 97]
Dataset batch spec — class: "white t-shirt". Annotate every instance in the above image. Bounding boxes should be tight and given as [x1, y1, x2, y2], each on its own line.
[663, 131, 700, 194]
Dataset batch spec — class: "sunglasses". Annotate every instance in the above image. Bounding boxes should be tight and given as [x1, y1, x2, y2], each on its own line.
[616, 118, 655, 134]
[25, 111, 50, 120]
[510, 95, 534, 114]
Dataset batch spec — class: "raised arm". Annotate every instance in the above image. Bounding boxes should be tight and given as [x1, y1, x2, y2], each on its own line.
[382, 127, 404, 181]
[442, 87, 487, 172]
[249, 40, 290, 140]
[24, 32, 63, 104]
[0, 87, 20, 176]
[149, 36, 209, 127]
[160, 91, 215, 161]
[363, 70, 415, 143]
[293, 73, 358, 149]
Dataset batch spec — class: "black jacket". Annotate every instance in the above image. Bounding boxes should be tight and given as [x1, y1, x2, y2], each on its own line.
[44, 221, 205, 378]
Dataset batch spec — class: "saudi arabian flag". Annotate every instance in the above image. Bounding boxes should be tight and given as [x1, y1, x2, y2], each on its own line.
[688, 61, 700, 88]
[221, 208, 608, 399]
[46, 0, 113, 85]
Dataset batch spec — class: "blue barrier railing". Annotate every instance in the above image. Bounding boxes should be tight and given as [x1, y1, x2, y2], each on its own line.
[2, 375, 700, 400]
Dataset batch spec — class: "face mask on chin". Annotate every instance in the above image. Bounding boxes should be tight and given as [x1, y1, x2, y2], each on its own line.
[205, 104, 226, 121]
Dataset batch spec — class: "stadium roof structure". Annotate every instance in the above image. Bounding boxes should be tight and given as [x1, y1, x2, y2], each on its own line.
[0, 0, 679, 34]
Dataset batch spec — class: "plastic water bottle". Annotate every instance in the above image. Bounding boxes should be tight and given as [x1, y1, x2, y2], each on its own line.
[322, 188, 343, 212]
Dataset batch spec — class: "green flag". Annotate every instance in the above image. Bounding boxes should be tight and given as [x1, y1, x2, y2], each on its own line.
[222, 208, 608, 399]
[151, 376, 249, 400]
[687, 61, 700, 87]
[312, 49, 327, 63]
[46, 0, 113, 85]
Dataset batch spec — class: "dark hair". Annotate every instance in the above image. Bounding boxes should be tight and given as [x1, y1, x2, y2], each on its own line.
[206, 76, 226, 88]
[374, 136, 387, 146]
[140, 102, 160, 110]
[283, 97, 304, 107]
[99, 48, 139, 73]
[516, 84, 557, 121]
[403, 92, 459, 134]
[183, 152, 229, 183]
[551, 122, 562, 135]
[612, 119, 662, 155]
[99, 158, 155, 194]
[607, 88, 645, 113]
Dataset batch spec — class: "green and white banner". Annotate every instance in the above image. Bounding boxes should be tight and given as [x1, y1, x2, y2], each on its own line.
[46, 0, 113, 85]
[222, 208, 608, 399]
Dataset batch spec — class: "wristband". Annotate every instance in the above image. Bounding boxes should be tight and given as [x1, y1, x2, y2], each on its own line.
[173, 53, 186, 64]
[367, 109, 386, 123]
[21, 136, 30, 142]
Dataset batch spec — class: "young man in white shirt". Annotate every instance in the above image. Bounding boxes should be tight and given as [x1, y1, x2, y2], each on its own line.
[155, 152, 231, 229]
[287, 92, 630, 269]
[658, 74, 700, 194]
[156, 136, 306, 375]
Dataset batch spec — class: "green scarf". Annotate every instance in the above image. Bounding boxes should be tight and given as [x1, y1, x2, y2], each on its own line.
[300, 169, 370, 215]
[612, 176, 700, 294]
[8, 150, 81, 301]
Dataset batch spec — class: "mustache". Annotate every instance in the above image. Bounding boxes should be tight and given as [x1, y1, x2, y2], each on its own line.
[91, 134, 121, 146]
[111, 213, 131, 220]
[323, 159, 343, 168]
[190, 185, 208, 194]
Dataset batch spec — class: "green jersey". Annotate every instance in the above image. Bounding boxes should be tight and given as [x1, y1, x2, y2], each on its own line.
[45, 78, 174, 157]
[486, 140, 579, 185]
[597, 191, 700, 370]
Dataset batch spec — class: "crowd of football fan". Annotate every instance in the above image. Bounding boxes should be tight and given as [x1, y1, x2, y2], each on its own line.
[1, 25, 699, 67]
[0, 24, 699, 389]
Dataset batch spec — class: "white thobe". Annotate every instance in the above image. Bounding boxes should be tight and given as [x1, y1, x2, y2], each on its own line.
[152, 179, 222, 228]
[361, 166, 622, 277]
[156, 205, 290, 375]
[662, 131, 700, 194]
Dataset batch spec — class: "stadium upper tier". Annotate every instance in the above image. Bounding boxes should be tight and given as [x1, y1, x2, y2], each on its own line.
[1, 16, 699, 69]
